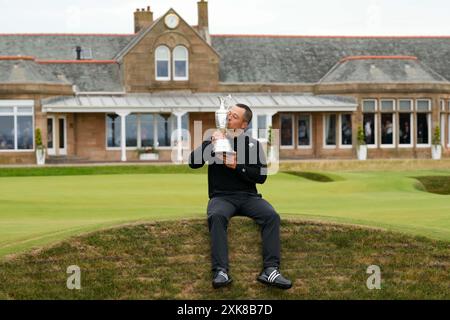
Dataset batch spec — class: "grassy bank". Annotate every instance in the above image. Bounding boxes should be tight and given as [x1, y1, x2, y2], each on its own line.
[0, 219, 448, 300]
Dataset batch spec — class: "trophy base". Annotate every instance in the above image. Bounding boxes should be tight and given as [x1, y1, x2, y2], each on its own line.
[214, 138, 234, 154]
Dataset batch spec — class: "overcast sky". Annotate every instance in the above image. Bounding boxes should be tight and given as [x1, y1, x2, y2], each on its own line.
[0, 0, 449, 35]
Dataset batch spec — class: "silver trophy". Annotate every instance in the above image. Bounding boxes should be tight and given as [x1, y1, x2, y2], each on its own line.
[214, 95, 234, 154]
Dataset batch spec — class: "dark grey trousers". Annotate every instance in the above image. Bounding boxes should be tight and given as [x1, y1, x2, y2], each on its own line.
[207, 193, 281, 272]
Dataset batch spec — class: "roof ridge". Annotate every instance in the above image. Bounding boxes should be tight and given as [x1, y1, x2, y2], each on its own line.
[37, 60, 117, 64]
[211, 34, 450, 39]
[0, 33, 134, 37]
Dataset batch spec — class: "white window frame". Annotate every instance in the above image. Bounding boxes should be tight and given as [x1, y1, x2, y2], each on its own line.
[323, 113, 337, 149]
[362, 112, 378, 149]
[338, 113, 353, 149]
[173, 46, 189, 81]
[155, 45, 171, 81]
[380, 99, 396, 112]
[416, 99, 432, 112]
[280, 114, 294, 149]
[416, 112, 431, 148]
[440, 113, 445, 146]
[380, 112, 396, 149]
[380, 99, 396, 149]
[297, 114, 312, 149]
[398, 112, 414, 148]
[0, 101, 34, 153]
[362, 99, 378, 112]
[398, 99, 413, 112]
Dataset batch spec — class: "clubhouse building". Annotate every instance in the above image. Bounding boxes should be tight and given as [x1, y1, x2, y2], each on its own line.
[1, 0, 450, 164]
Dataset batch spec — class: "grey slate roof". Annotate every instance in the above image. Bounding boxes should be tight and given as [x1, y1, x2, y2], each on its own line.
[211, 36, 450, 83]
[319, 58, 449, 83]
[0, 59, 68, 84]
[44, 63, 124, 92]
[3, 34, 450, 90]
[0, 34, 134, 60]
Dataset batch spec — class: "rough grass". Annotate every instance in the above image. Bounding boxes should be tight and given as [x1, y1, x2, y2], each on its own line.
[0, 219, 448, 300]
[414, 176, 450, 195]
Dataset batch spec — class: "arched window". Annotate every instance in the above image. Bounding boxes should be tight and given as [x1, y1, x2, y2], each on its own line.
[173, 46, 189, 81]
[155, 46, 170, 81]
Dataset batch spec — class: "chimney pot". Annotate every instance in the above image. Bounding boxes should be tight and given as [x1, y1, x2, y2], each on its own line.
[197, 0, 210, 43]
[134, 5, 154, 33]
[198, 0, 209, 28]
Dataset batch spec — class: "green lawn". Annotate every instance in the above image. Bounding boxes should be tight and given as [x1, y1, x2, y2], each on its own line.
[0, 166, 449, 259]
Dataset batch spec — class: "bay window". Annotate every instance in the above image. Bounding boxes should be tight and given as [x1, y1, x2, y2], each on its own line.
[362, 100, 376, 146]
[416, 100, 431, 146]
[398, 100, 413, 146]
[280, 114, 294, 147]
[380, 100, 395, 147]
[106, 113, 188, 149]
[340, 114, 352, 146]
[126, 114, 138, 147]
[324, 114, 337, 147]
[106, 114, 121, 148]
[298, 114, 311, 147]
[0, 105, 34, 151]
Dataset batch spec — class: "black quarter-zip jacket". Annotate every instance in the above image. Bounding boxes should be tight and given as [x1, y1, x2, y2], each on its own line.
[188, 132, 268, 198]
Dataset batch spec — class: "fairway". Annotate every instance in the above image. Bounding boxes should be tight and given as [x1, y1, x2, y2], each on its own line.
[0, 167, 449, 258]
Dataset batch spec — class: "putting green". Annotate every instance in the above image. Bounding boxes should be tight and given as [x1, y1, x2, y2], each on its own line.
[0, 169, 449, 258]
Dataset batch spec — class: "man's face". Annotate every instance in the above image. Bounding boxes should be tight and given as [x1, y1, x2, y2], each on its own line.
[227, 106, 248, 130]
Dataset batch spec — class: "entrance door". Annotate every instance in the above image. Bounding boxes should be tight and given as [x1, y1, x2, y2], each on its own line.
[47, 116, 67, 155]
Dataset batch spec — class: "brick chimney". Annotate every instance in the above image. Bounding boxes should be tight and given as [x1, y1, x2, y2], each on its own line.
[134, 6, 153, 33]
[197, 0, 210, 44]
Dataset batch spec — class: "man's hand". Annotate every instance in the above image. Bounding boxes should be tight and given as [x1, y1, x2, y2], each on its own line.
[216, 152, 237, 170]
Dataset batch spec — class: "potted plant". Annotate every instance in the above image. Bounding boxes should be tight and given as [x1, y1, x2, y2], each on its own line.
[137, 146, 159, 161]
[431, 126, 442, 160]
[356, 126, 367, 161]
[35, 128, 46, 165]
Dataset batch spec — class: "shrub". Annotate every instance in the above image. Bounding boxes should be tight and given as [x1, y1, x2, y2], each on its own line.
[432, 126, 441, 146]
[357, 126, 366, 145]
[35, 128, 44, 150]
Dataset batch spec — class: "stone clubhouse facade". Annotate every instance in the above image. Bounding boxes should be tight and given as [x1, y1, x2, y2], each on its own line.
[1, 0, 450, 164]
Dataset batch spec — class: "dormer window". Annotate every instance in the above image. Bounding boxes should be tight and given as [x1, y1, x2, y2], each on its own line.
[155, 45, 189, 81]
[155, 46, 171, 81]
[173, 46, 188, 81]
